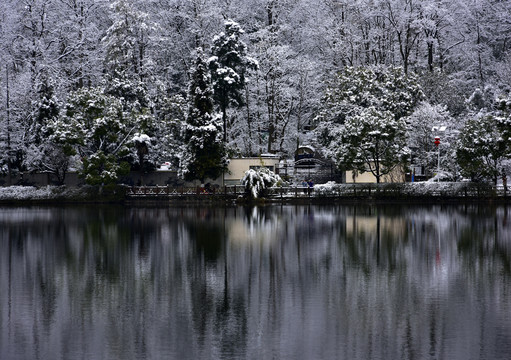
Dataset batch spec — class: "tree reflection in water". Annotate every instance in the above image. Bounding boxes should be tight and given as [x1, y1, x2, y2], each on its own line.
[1, 204, 511, 360]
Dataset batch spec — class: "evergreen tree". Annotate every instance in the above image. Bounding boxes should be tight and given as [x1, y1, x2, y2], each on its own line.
[317, 66, 423, 176]
[337, 107, 409, 183]
[495, 94, 511, 156]
[48, 87, 131, 186]
[456, 115, 507, 184]
[180, 49, 227, 183]
[24, 75, 70, 183]
[31, 75, 59, 146]
[209, 19, 258, 143]
[150, 93, 186, 171]
[102, 0, 154, 80]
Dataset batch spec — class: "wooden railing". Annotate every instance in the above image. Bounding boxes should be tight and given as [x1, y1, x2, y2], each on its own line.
[126, 185, 242, 197]
[126, 183, 510, 200]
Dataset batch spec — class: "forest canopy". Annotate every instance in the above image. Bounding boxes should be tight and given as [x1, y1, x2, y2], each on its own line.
[1, 0, 510, 184]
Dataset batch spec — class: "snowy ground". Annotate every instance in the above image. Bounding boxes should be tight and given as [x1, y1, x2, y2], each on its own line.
[0, 185, 116, 202]
[0, 186, 81, 200]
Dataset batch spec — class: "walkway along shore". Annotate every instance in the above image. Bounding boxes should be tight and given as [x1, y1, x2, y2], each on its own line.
[125, 182, 511, 205]
[0, 182, 509, 205]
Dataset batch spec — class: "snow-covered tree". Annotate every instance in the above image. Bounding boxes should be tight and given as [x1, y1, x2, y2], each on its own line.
[102, 0, 155, 80]
[209, 19, 258, 144]
[53, 0, 106, 89]
[419, 70, 468, 116]
[246, 7, 321, 157]
[495, 94, 511, 164]
[23, 74, 70, 183]
[48, 87, 132, 186]
[130, 132, 151, 175]
[1, 0, 511, 186]
[150, 93, 186, 170]
[406, 102, 458, 178]
[318, 66, 423, 126]
[336, 107, 409, 183]
[317, 66, 423, 164]
[25, 142, 70, 184]
[456, 115, 507, 184]
[180, 49, 227, 183]
[241, 166, 282, 199]
[30, 74, 59, 146]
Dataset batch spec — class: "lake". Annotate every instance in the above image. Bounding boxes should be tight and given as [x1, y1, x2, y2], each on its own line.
[1, 204, 511, 360]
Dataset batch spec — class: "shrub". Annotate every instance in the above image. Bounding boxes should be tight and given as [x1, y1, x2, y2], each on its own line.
[241, 167, 283, 199]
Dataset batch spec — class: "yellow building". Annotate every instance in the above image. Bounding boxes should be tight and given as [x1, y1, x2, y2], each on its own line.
[223, 156, 280, 185]
[345, 163, 406, 183]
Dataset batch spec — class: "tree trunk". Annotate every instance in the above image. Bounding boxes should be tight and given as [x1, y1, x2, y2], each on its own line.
[5, 65, 12, 185]
[222, 106, 227, 143]
[427, 41, 434, 72]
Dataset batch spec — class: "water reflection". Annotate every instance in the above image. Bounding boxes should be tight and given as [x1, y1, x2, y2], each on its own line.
[1, 204, 511, 360]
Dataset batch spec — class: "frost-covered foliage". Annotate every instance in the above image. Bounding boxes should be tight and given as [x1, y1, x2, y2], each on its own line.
[456, 114, 507, 184]
[132, 133, 151, 144]
[241, 167, 283, 199]
[495, 94, 511, 155]
[102, 0, 156, 79]
[467, 86, 498, 112]
[49, 87, 128, 156]
[317, 66, 424, 127]
[336, 107, 409, 183]
[130, 132, 152, 172]
[419, 70, 468, 116]
[47, 87, 131, 186]
[29, 75, 60, 146]
[23, 75, 68, 181]
[317, 66, 423, 178]
[313, 181, 340, 196]
[150, 94, 186, 170]
[405, 102, 458, 178]
[2, 0, 511, 183]
[104, 71, 150, 112]
[209, 19, 258, 143]
[246, 30, 320, 155]
[24, 143, 70, 185]
[82, 151, 130, 187]
[180, 48, 227, 182]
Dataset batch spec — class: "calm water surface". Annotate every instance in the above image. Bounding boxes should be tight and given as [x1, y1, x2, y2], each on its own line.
[1, 204, 511, 360]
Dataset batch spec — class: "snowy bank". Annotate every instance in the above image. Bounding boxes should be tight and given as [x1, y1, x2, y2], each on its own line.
[0, 185, 125, 203]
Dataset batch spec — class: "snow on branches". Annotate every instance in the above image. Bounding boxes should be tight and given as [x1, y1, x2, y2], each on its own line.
[241, 167, 283, 199]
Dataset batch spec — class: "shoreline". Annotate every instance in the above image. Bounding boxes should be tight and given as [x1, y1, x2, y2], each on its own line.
[0, 184, 509, 206]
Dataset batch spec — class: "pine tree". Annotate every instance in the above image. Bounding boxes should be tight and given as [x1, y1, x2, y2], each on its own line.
[180, 49, 227, 183]
[209, 19, 258, 143]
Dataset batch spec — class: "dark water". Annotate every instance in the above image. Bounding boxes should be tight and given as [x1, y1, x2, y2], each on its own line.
[1, 204, 511, 360]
